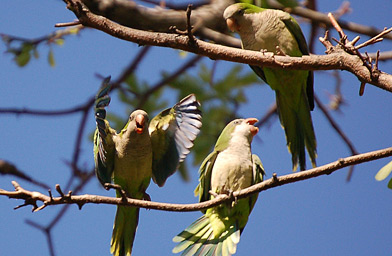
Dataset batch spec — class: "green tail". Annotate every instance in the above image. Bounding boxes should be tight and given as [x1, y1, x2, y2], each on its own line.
[111, 206, 139, 256]
[276, 88, 317, 171]
[173, 215, 240, 256]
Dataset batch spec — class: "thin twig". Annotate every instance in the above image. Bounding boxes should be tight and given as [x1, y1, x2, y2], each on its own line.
[2, 146, 391, 212]
[314, 95, 359, 181]
[55, 20, 82, 27]
[62, 0, 392, 93]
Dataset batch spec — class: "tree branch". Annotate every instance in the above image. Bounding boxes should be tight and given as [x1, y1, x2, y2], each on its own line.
[62, 0, 392, 93]
[2, 146, 391, 212]
[268, 1, 392, 40]
[78, 0, 232, 33]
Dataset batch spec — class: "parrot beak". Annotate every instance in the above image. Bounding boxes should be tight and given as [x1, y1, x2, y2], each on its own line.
[135, 114, 145, 134]
[226, 18, 240, 32]
[246, 118, 259, 136]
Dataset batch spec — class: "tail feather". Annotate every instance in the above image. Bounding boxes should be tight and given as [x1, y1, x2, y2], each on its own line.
[173, 215, 240, 256]
[276, 89, 317, 171]
[111, 206, 139, 256]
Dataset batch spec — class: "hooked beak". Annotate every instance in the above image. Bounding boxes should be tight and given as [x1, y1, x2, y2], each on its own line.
[226, 17, 240, 32]
[246, 118, 259, 136]
[135, 114, 145, 134]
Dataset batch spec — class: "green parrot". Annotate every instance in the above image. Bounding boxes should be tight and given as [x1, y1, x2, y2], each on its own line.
[93, 77, 202, 256]
[173, 118, 265, 256]
[223, 3, 317, 171]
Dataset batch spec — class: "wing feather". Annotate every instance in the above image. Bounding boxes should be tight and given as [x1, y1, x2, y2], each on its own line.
[93, 77, 116, 187]
[150, 94, 202, 187]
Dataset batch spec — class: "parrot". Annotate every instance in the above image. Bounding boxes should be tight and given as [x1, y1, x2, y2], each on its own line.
[93, 76, 202, 256]
[223, 3, 317, 171]
[173, 118, 265, 256]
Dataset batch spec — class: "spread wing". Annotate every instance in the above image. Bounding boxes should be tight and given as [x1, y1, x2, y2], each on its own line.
[149, 94, 202, 187]
[93, 76, 116, 187]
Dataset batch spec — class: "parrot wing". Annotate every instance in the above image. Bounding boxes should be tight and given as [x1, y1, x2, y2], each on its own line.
[281, 14, 315, 110]
[249, 154, 265, 214]
[149, 94, 202, 187]
[94, 76, 117, 187]
[194, 151, 218, 207]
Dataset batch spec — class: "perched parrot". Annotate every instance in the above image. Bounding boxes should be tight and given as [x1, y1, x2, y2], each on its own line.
[223, 3, 317, 171]
[173, 118, 265, 256]
[93, 77, 202, 256]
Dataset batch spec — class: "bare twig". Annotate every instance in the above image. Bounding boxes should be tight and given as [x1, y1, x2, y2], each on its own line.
[2, 146, 391, 212]
[268, 1, 392, 40]
[355, 27, 392, 50]
[136, 54, 203, 109]
[0, 160, 50, 190]
[62, 0, 392, 93]
[256, 103, 278, 128]
[55, 20, 82, 27]
[25, 220, 55, 256]
[314, 95, 359, 181]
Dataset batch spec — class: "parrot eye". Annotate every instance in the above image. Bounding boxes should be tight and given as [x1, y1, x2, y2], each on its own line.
[238, 9, 245, 15]
[129, 115, 134, 121]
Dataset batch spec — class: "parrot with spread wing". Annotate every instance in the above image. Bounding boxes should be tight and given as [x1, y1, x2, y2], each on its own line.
[223, 3, 317, 171]
[173, 118, 265, 256]
[93, 77, 202, 256]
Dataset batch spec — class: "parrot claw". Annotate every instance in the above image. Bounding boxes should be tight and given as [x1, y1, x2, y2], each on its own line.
[260, 49, 268, 54]
[275, 46, 286, 56]
[104, 183, 128, 201]
[103, 183, 112, 191]
[209, 190, 219, 198]
[226, 190, 238, 206]
[143, 192, 151, 201]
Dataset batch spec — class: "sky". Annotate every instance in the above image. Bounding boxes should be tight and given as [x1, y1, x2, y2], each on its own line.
[1, 0, 391, 256]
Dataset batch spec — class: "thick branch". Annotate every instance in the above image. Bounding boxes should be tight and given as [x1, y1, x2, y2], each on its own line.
[62, 0, 392, 93]
[79, 0, 392, 41]
[1, 146, 391, 212]
[268, 1, 392, 40]
[79, 0, 232, 33]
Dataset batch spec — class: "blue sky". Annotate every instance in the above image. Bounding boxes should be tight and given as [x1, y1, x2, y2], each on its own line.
[1, 0, 391, 255]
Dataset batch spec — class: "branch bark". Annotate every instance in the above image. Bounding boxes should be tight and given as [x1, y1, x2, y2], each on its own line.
[79, 0, 233, 33]
[2, 146, 391, 212]
[62, 0, 392, 93]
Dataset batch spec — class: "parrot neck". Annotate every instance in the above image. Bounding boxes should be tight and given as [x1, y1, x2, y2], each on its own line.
[226, 133, 252, 156]
[115, 130, 151, 158]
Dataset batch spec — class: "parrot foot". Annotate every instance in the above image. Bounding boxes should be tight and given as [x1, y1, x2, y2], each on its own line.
[143, 192, 151, 202]
[226, 190, 238, 207]
[260, 49, 268, 55]
[104, 183, 128, 201]
[209, 190, 219, 198]
[275, 46, 286, 56]
[210, 189, 238, 206]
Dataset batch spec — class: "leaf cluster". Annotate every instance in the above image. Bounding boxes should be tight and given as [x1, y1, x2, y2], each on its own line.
[1, 26, 81, 67]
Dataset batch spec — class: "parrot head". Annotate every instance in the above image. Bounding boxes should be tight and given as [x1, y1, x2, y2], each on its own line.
[215, 118, 259, 151]
[223, 3, 262, 32]
[126, 110, 149, 135]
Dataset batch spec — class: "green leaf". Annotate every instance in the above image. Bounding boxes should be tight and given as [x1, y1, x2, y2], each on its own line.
[15, 43, 33, 67]
[48, 49, 55, 67]
[375, 160, 392, 181]
[388, 178, 392, 190]
[15, 51, 31, 67]
[55, 38, 65, 46]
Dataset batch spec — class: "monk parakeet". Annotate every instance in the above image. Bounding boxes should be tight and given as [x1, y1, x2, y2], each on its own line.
[223, 3, 317, 171]
[173, 118, 265, 256]
[93, 77, 202, 256]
